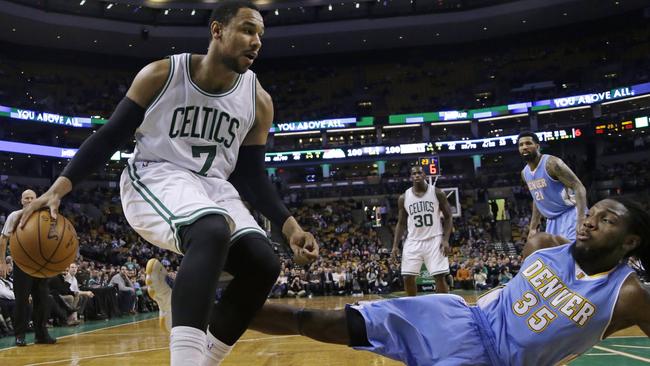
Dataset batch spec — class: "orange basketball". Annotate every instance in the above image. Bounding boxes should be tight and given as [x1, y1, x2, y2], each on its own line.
[9, 210, 79, 278]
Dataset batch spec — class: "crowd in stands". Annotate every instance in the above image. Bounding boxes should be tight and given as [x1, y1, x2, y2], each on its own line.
[1, 13, 648, 122]
[0, 255, 159, 339]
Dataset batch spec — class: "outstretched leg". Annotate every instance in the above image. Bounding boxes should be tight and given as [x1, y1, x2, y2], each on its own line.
[251, 304, 348, 344]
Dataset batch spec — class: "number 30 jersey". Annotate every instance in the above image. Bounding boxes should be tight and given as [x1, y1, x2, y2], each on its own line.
[404, 183, 443, 240]
[131, 53, 257, 179]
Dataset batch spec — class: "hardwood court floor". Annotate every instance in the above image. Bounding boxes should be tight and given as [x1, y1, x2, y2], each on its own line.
[0, 293, 648, 365]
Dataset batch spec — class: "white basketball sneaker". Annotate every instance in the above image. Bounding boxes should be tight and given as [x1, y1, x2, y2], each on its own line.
[145, 258, 172, 333]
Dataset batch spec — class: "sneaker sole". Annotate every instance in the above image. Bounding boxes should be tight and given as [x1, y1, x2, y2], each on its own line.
[145, 259, 171, 333]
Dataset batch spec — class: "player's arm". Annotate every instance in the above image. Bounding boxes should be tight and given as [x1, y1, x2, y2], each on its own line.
[18, 59, 171, 227]
[0, 234, 8, 278]
[522, 232, 569, 259]
[632, 287, 650, 337]
[228, 79, 318, 262]
[547, 156, 587, 229]
[436, 188, 453, 256]
[608, 275, 650, 338]
[523, 171, 542, 240]
[391, 194, 407, 258]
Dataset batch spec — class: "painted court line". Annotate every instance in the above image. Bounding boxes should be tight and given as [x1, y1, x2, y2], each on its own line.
[21, 335, 299, 365]
[593, 346, 650, 363]
[612, 344, 650, 350]
[23, 346, 168, 366]
[0, 318, 157, 352]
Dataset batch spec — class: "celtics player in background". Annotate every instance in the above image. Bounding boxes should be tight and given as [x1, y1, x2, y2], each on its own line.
[249, 197, 650, 366]
[392, 166, 453, 295]
[518, 132, 587, 242]
[18, 2, 318, 365]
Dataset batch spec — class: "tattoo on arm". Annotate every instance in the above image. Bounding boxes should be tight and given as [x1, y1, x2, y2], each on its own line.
[548, 157, 587, 221]
[548, 157, 582, 189]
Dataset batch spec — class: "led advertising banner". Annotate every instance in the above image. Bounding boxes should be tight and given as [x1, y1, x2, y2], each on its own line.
[389, 82, 650, 124]
[0, 140, 78, 158]
[0, 105, 107, 128]
[264, 128, 582, 163]
[0, 128, 583, 161]
[595, 115, 650, 134]
[270, 116, 374, 133]
[434, 128, 582, 152]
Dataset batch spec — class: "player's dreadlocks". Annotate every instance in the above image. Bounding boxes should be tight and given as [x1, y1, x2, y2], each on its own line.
[612, 197, 650, 281]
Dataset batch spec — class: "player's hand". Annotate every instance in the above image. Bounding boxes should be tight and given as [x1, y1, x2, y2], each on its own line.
[441, 240, 452, 256]
[0, 261, 8, 278]
[527, 229, 538, 242]
[391, 246, 400, 259]
[289, 230, 319, 265]
[18, 177, 72, 229]
[18, 192, 61, 229]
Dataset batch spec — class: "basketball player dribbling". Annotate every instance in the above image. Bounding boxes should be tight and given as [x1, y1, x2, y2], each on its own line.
[18, 1, 318, 365]
[392, 166, 453, 295]
[250, 197, 650, 366]
[518, 132, 587, 243]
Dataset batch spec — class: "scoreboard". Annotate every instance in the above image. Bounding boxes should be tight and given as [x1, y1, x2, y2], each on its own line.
[419, 155, 441, 176]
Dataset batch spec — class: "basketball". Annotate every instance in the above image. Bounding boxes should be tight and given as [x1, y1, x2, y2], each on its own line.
[9, 210, 79, 278]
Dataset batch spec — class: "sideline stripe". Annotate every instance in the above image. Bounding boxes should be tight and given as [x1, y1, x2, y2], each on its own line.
[593, 345, 650, 363]
[0, 317, 157, 352]
[23, 346, 168, 366]
[612, 344, 650, 350]
[22, 335, 299, 365]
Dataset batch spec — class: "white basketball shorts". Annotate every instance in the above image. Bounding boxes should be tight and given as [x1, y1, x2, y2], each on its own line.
[120, 161, 265, 254]
[401, 235, 450, 277]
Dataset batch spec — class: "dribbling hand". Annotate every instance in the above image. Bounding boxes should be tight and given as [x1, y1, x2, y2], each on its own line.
[18, 191, 61, 229]
[17, 177, 72, 229]
[289, 230, 319, 265]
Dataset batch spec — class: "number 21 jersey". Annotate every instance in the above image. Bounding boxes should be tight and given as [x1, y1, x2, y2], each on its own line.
[131, 53, 257, 179]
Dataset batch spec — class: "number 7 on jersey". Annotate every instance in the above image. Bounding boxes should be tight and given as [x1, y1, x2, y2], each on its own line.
[192, 145, 217, 176]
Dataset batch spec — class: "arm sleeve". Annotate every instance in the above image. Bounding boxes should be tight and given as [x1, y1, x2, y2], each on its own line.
[228, 145, 291, 228]
[61, 97, 144, 186]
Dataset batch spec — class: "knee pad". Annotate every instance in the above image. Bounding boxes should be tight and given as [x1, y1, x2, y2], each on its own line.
[178, 214, 231, 255]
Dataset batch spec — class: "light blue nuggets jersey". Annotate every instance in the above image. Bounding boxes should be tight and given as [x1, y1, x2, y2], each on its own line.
[523, 155, 575, 219]
[478, 244, 634, 366]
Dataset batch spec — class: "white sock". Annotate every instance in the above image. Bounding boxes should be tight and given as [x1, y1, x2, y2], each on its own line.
[200, 328, 234, 366]
[170, 326, 206, 366]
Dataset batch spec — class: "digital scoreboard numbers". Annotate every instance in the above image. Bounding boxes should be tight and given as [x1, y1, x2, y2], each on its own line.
[419, 155, 441, 176]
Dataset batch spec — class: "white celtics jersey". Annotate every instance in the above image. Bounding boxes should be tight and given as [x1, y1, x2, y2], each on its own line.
[404, 184, 443, 240]
[131, 53, 257, 179]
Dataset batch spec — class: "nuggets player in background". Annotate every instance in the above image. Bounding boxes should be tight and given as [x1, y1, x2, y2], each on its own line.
[392, 166, 453, 295]
[518, 132, 587, 242]
[249, 197, 650, 366]
[18, 1, 318, 365]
